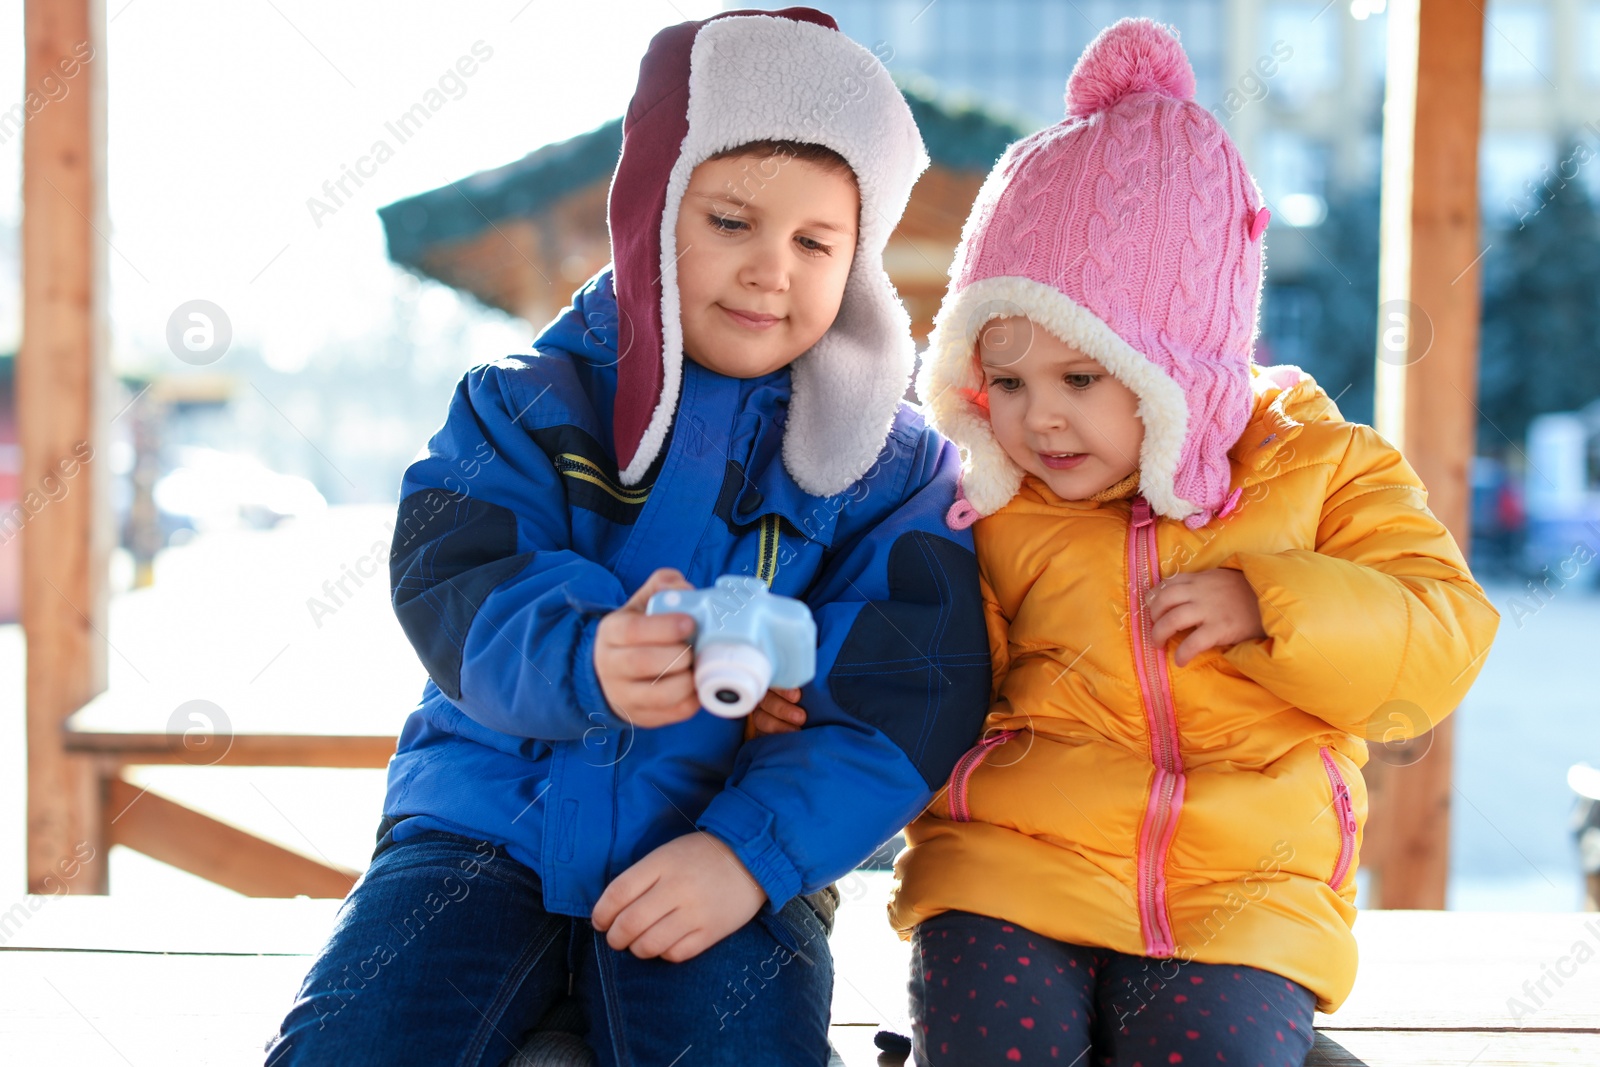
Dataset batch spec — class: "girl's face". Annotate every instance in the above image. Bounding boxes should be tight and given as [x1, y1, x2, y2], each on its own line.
[977, 316, 1144, 500]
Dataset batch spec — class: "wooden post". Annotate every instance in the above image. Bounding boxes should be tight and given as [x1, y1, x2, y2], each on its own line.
[104, 778, 359, 898]
[1369, 0, 1485, 909]
[20, 0, 110, 894]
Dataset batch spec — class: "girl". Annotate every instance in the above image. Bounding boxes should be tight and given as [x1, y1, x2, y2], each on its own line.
[759, 17, 1499, 1066]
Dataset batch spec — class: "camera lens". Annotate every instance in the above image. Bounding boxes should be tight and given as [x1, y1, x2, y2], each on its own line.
[695, 642, 773, 718]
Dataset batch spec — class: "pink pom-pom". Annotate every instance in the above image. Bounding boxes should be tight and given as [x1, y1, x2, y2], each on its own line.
[1065, 18, 1196, 119]
[946, 495, 980, 531]
[1248, 207, 1271, 242]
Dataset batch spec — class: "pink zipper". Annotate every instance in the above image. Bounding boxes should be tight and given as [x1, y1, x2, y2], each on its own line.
[948, 730, 1019, 823]
[1128, 496, 1184, 958]
[1320, 746, 1357, 890]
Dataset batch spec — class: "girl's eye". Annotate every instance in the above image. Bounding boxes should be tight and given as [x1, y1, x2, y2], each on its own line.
[796, 234, 832, 256]
[1064, 374, 1099, 390]
[709, 213, 747, 233]
[988, 377, 1022, 393]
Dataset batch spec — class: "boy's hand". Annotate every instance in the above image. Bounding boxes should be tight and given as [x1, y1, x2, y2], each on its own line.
[1147, 568, 1267, 668]
[591, 831, 766, 962]
[750, 686, 806, 736]
[595, 568, 701, 728]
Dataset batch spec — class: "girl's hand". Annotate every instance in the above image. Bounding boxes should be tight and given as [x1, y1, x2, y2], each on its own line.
[750, 687, 806, 735]
[1146, 568, 1266, 667]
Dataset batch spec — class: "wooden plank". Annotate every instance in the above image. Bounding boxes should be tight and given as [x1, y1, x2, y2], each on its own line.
[19, 0, 110, 895]
[1321, 911, 1600, 1032]
[838, 1032, 1600, 1067]
[64, 728, 396, 768]
[1366, 0, 1487, 911]
[845, 1032, 1600, 1067]
[829, 1025, 894, 1067]
[3, 947, 1596, 1067]
[824, 877, 1600, 1035]
[854, 908, 1600, 1034]
[3, 899, 1599, 1066]
[0, 896, 342, 955]
[104, 777, 358, 898]
[1310, 1031, 1600, 1066]
[0, 949, 312, 1066]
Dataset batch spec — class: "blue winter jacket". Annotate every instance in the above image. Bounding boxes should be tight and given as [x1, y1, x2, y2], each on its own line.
[382, 269, 990, 917]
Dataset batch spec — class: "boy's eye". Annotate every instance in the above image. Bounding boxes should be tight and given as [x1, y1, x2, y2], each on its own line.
[796, 234, 832, 256]
[708, 213, 747, 233]
[988, 376, 1022, 392]
[1064, 374, 1099, 391]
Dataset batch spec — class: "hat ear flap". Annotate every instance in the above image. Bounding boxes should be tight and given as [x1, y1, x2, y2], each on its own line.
[784, 253, 919, 497]
[1159, 332, 1253, 529]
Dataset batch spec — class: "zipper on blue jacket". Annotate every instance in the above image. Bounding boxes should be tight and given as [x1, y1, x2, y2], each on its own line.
[758, 513, 781, 587]
[555, 453, 651, 504]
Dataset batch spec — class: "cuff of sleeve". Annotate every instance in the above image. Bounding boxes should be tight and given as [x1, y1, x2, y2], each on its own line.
[572, 616, 627, 731]
[1219, 551, 1284, 644]
[696, 785, 803, 911]
[1219, 549, 1402, 730]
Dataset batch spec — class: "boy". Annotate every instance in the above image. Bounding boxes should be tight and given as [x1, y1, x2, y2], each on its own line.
[268, 10, 990, 1067]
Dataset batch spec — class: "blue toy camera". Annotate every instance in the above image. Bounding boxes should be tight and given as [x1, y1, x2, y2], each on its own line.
[646, 575, 817, 718]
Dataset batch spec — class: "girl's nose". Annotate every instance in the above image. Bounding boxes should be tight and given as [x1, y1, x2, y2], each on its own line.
[1024, 395, 1067, 433]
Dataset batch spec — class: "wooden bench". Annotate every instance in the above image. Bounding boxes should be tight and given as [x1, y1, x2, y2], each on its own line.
[827, 882, 1600, 1065]
[66, 685, 399, 897]
[3, 879, 1597, 1065]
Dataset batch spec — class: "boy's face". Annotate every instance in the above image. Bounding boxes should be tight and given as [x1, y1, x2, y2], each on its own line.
[673, 152, 859, 379]
[977, 317, 1145, 501]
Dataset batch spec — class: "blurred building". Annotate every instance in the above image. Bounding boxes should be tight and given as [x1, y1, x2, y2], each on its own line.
[743, 0, 1375, 212]
[1224, 0, 1600, 223]
[380, 88, 1031, 344]
[735, 0, 1381, 400]
[1472, 0, 1600, 218]
[769, 0, 1227, 129]
[759, 0, 1600, 216]
[749, 0, 1600, 382]
[379, 0, 1600, 443]
[382, 0, 1600, 337]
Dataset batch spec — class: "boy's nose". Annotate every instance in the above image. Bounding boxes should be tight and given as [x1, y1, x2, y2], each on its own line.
[739, 242, 790, 292]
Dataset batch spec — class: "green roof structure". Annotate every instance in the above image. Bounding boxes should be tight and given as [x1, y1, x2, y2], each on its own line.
[379, 82, 1029, 278]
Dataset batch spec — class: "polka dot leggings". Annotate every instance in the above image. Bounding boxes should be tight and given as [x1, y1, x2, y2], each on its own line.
[909, 911, 1316, 1066]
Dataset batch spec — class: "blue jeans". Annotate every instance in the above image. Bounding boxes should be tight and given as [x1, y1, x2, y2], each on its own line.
[266, 829, 835, 1067]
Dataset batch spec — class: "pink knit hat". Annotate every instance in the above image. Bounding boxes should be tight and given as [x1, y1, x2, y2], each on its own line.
[919, 18, 1269, 529]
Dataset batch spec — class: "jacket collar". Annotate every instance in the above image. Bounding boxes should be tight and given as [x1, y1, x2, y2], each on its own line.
[685, 359, 843, 547]
[1229, 364, 1340, 474]
[536, 272, 847, 547]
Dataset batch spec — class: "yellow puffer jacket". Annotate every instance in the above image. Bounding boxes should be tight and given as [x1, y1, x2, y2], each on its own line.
[889, 367, 1499, 1013]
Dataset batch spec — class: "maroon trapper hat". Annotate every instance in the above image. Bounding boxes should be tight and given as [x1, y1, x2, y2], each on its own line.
[605, 8, 929, 498]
